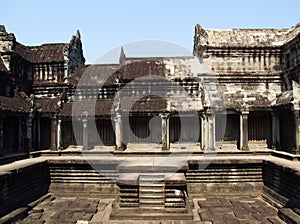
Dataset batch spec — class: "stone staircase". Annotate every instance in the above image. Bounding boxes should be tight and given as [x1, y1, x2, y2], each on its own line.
[139, 174, 165, 209]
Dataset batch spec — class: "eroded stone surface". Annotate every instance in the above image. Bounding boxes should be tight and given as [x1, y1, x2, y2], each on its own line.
[197, 196, 285, 224]
[14, 195, 286, 224]
[16, 196, 99, 224]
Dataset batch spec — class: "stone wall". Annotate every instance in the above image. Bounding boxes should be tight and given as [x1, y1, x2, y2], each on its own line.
[0, 161, 50, 217]
[204, 48, 282, 73]
[262, 160, 300, 208]
[186, 159, 264, 196]
[48, 160, 119, 197]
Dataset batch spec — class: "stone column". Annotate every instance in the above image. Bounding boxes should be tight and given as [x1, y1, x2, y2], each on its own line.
[115, 112, 126, 151]
[161, 114, 170, 150]
[57, 119, 62, 149]
[207, 111, 215, 150]
[293, 110, 300, 154]
[82, 117, 89, 150]
[240, 111, 249, 151]
[200, 114, 206, 150]
[50, 116, 57, 150]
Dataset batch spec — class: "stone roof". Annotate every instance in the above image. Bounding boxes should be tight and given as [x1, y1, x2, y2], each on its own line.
[60, 99, 114, 117]
[272, 91, 293, 106]
[115, 60, 165, 81]
[15, 42, 67, 63]
[0, 91, 31, 113]
[35, 97, 61, 114]
[68, 64, 120, 87]
[196, 22, 300, 48]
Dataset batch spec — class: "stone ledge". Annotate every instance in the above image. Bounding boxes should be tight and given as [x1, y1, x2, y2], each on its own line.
[278, 208, 300, 224]
[272, 150, 300, 161]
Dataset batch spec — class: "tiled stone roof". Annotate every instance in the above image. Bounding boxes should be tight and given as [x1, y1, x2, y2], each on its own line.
[0, 91, 31, 113]
[60, 99, 114, 117]
[35, 97, 61, 113]
[15, 42, 67, 63]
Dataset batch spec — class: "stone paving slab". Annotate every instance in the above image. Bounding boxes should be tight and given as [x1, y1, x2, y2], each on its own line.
[197, 196, 286, 224]
[14, 195, 287, 224]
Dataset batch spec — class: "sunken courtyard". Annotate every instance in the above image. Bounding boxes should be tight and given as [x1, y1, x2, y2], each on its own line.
[0, 22, 300, 223]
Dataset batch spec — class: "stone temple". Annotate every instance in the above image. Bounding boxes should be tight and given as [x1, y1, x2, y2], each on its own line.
[0, 22, 300, 223]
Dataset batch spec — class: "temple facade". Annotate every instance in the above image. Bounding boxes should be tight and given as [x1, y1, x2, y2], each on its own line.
[0, 22, 300, 155]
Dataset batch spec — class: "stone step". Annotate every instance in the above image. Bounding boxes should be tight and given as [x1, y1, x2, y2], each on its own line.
[119, 193, 139, 198]
[139, 184, 165, 188]
[165, 203, 186, 208]
[140, 181, 165, 186]
[140, 194, 165, 200]
[139, 194, 165, 200]
[140, 187, 165, 192]
[139, 175, 165, 180]
[110, 209, 193, 220]
[139, 201, 165, 207]
[165, 198, 185, 202]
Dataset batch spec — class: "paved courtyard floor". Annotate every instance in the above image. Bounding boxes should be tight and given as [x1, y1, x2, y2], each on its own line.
[15, 194, 286, 224]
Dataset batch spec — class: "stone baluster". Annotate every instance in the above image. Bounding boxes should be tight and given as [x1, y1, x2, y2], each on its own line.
[200, 114, 206, 150]
[82, 117, 89, 150]
[161, 113, 170, 150]
[50, 116, 57, 150]
[207, 110, 215, 150]
[115, 112, 126, 151]
[240, 111, 249, 151]
[57, 119, 62, 149]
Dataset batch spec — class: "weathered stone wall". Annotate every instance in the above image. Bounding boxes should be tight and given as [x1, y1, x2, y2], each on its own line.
[186, 159, 264, 196]
[201, 49, 282, 110]
[0, 26, 15, 71]
[48, 160, 119, 197]
[0, 161, 50, 217]
[218, 79, 281, 110]
[204, 48, 282, 73]
[281, 35, 300, 90]
[262, 160, 300, 208]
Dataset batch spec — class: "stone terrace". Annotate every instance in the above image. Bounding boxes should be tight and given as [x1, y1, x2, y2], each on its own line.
[0, 149, 300, 223]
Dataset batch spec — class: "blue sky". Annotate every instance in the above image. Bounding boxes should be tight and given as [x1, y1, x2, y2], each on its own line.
[1, 0, 300, 63]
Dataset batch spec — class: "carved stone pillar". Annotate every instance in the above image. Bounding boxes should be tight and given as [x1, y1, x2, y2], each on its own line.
[82, 118, 89, 150]
[57, 119, 62, 149]
[207, 111, 215, 150]
[115, 112, 126, 151]
[200, 114, 206, 150]
[240, 111, 249, 151]
[293, 110, 300, 154]
[50, 116, 57, 150]
[161, 114, 170, 150]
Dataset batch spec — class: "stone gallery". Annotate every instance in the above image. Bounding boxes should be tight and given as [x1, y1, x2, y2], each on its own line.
[0, 22, 299, 223]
